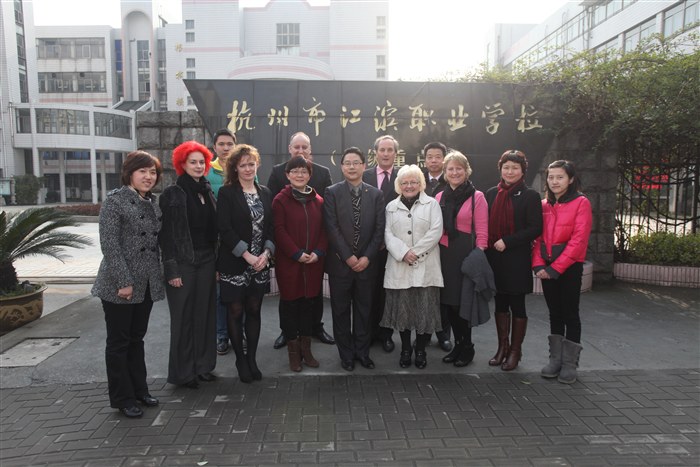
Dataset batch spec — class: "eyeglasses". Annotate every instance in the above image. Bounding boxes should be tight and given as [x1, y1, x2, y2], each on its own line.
[399, 181, 420, 187]
[289, 169, 309, 176]
[342, 161, 363, 167]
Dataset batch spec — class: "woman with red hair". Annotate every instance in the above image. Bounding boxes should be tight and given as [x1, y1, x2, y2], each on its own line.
[159, 140, 219, 389]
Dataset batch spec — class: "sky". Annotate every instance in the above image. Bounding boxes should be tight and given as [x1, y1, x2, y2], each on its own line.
[30, 0, 570, 80]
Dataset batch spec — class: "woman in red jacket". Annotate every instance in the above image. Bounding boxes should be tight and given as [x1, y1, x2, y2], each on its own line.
[532, 160, 592, 384]
[272, 156, 327, 372]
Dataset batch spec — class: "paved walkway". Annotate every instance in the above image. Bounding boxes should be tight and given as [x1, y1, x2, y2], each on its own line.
[1, 215, 699, 465]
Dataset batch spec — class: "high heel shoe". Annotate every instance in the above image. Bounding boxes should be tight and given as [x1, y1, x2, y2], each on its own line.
[248, 354, 262, 381]
[236, 358, 253, 383]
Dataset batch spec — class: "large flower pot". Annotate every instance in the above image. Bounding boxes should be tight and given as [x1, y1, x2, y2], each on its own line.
[0, 284, 48, 336]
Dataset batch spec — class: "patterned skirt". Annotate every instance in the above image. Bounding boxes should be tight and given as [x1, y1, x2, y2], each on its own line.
[381, 287, 441, 334]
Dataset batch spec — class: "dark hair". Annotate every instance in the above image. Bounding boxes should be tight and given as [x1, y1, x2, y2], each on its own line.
[213, 128, 236, 145]
[423, 141, 447, 157]
[121, 150, 162, 186]
[172, 141, 213, 176]
[341, 146, 365, 164]
[545, 159, 581, 201]
[285, 155, 313, 175]
[498, 149, 528, 174]
[225, 144, 261, 186]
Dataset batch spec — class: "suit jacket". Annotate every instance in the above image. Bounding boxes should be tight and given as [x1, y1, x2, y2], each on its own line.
[422, 168, 447, 198]
[267, 160, 333, 198]
[323, 181, 386, 279]
[217, 182, 275, 276]
[363, 167, 398, 206]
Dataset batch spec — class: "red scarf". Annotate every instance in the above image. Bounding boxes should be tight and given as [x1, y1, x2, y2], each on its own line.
[488, 179, 524, 248]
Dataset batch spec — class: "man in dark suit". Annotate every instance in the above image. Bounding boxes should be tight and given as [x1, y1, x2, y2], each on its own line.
[362, 135, 399, 353]
[324, 147, 385, 371]
[422, 141, 449, 198]
[421, 141, 452, 352]
[267, 132, 335, 349]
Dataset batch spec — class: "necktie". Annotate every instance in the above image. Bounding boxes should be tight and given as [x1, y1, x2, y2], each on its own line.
[429, 177, 438, 193]
[380, 170, 389, 193]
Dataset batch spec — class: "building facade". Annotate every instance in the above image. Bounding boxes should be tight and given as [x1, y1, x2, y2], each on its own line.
[0, 0, 388, 204]
[487, 0, 698, 70]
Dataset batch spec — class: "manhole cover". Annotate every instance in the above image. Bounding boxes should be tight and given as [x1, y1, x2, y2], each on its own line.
[0, 338, 76, 367]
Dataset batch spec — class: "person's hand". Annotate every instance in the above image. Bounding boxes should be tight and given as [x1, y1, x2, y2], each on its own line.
[345, 255, 359, 268]
[117, 285, 133, 300]
[168, 278, 183, 288]
[494, 239, 506, 252]
[536, 269, 551, 280]
[298, 252, 311, 263]
[307, 252, 319, 264]
[352, 256, 370, 272]
[252, 252, 269, 272]
[403, 250, 418, 265]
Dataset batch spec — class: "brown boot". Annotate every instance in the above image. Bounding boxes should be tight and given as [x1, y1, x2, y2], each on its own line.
[300, 336, 320, 368]
[488, 312, 510, 366]
[287, 339, 302, 372]
[502, 317, 527, 371]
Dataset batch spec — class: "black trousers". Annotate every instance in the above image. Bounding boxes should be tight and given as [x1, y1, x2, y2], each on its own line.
[370, 249, 393, 340]
[165, 248, 217, 385]
[102, 286, 153, 409]
[541, 262, 583, 343]
[279, 297, 314, 339]
[494, 293, 527, 319]
[329, 272, 374, 362]
[280, 292, 326, 335]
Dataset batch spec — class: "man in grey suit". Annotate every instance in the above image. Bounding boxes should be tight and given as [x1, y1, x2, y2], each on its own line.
[324, 147, 386, 371]
[362, 135, 399, 353]
[267, 132, 335, 350]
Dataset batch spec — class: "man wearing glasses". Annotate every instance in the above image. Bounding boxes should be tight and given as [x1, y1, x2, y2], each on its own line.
[267, 132, 335, 350]
[324, 147, 385, 371]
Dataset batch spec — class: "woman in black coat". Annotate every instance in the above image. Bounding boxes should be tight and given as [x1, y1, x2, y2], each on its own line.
[217, 144, 275, 383]
[485, 150, 542, 371]
[160, 141, 218, 389]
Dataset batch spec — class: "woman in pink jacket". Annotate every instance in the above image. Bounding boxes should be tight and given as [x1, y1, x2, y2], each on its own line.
[532, 160, 592, 384]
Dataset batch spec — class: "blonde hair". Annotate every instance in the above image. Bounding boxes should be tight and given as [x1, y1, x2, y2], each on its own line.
[443, 151, 472, 178]
[394, 164, 426, 194]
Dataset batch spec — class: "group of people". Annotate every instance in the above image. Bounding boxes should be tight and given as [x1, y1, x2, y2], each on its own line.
[92, 130, 592, 419]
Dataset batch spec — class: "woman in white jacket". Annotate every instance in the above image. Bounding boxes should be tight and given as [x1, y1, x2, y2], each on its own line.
[381, 165, 444, 369]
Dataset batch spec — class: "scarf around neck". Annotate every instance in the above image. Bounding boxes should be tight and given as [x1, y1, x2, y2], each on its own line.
[488, 179, 524, 248]
[440, 181, 475, 240]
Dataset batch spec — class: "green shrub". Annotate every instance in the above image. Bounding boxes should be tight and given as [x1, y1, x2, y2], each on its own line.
[13, 174, 42, 205]
[627, 232, 700, 267]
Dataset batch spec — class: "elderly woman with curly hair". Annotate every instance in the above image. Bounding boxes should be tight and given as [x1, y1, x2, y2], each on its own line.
[159, 141, 218, 389]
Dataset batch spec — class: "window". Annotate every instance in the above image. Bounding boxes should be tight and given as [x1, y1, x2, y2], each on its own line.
[187, 96, 194, 106]
[36, 37, 105, 59]
[376, 68, 386, 79]
[36, 109, 89, 135]
[624, 17, 656, 52]
[276, 23, 300, 54]
[186, 32, 195, 42]
[376, 55, 386, 66]
[185, 19, 194, 29]
[38, 72, 107, 93]
[186, 58, 195, 68]
[686, 0, 699, 27]
[95, 113, 131, 139]
[14, 0, 23, 25]
[377, 15, 386, 40]
[16, 109, 30, 133]
[664, 2, 685, 36]
[186, 71, 196, 79]
[16, 33, 26, 68]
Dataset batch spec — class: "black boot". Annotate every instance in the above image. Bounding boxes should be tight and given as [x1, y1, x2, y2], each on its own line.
[443, 337, 463, 363]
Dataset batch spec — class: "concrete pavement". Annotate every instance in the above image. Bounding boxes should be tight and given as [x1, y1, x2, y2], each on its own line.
[1, 218, 699, 465]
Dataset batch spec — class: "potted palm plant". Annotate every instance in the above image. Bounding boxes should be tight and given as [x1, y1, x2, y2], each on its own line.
[0, 208, 92, 335]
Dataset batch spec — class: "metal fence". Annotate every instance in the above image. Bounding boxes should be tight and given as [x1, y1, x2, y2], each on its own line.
[615, 144, 699, 261]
